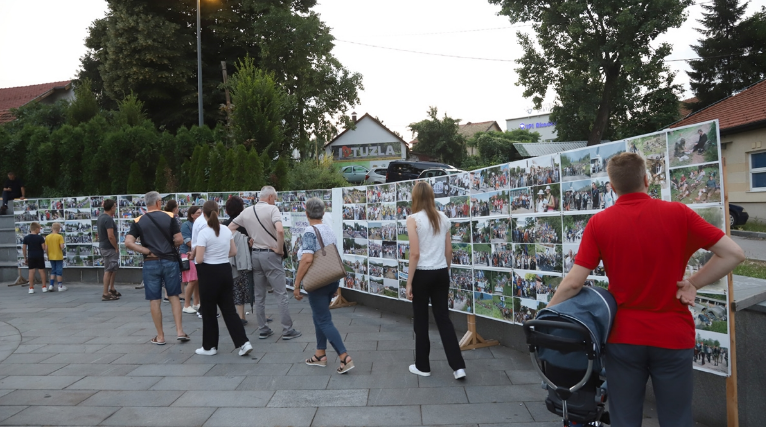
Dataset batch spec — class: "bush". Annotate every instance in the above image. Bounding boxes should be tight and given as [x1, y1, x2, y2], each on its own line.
[287, 158, 350, 190]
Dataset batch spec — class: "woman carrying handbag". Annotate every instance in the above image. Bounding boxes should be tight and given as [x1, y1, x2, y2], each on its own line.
[293, 197, 354, 374]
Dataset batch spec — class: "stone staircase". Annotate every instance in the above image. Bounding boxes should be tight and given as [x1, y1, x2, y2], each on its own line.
[0, 214, 18, 283]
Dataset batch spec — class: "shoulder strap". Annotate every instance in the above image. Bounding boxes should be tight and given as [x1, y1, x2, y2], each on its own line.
[311, 225, 325, 249]
[253, 205, 278, 244]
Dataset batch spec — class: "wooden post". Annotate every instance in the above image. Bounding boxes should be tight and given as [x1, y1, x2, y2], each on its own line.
[722, 158, 739, 427]
[459, 314, 499, 350]
[330, 287, 357, 309]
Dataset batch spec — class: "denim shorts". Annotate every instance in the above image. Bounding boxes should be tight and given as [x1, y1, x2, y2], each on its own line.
[49, 260, 63, 276]
[142, 259, 181, 301]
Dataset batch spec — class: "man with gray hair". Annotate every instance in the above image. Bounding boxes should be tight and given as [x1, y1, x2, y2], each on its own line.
[229, 186, 301, 340]
[125, 191, 189, 345]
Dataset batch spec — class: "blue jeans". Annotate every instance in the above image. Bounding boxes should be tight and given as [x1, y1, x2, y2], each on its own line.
[49, 260, 63, 276]
[142, 259, 181, 301]
[307, 281, 346, 355]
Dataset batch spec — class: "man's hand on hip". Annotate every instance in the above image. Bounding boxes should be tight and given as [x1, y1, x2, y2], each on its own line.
[676, 279, 697, 306]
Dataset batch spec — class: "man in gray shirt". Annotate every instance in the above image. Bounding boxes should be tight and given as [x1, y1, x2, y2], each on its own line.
[97, 199, 120, 301]
[229, 186, 301, 340]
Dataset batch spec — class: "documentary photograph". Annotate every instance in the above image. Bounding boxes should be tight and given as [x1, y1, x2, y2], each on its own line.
[668, 121, 719, 168]
[670, 164, 722, 205]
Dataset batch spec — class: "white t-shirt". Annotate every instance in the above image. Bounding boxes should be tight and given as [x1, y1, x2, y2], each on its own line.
[191, 216, 207, 248]
[197, 225, 233, 264]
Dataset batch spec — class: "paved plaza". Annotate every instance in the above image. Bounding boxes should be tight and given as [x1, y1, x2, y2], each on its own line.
[0, 282, 668, 427]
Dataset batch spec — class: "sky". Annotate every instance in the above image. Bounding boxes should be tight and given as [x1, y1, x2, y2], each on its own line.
[1, 0, 764, 140]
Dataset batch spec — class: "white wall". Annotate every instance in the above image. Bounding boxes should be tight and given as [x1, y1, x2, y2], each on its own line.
[506, 112, 558, 142]
[325, 116, 406, 167]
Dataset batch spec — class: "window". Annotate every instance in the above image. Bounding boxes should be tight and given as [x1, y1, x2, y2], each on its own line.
[752, 151, 766, 191]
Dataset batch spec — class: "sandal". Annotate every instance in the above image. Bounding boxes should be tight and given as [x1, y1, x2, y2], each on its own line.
[305, 353, 327, 367]
[177, 334, 190, 342]
[150, 336, 166, 345]
[109, 289, 122, 297]
[102, 293, 119, 301]
[337, 355, 354, 374]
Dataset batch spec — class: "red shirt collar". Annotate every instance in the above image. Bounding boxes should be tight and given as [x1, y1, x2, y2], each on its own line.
[615, 192, 651, 205]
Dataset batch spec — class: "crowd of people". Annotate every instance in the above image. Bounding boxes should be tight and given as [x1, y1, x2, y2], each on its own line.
[396, 203, 412, 220]
[490, 244, 513, 268]
[470, 194, 508, 217]
[343, 189, 366, 204]
[367, 185, 396, 203]
[441, 198, 470, 219]
[342, 204, 366, 220]
[450, 268, 473, 291]
[452, 245, 472, 265]
[367, 203, 396, 220]
[510, 189, 533, 212]
[563, 162, 589, 179]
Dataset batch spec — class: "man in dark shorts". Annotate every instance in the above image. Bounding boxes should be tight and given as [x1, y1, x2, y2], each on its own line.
[1, 171, 25, 215]
[125, 191, 188, 345]
[98, 199, 120, 301]
[548, 152, 744, 427]
[22, 222, 46, 294]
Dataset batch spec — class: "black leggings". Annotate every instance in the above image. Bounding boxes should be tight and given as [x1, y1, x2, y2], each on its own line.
[196, 263, 249, 350]
[412, 268, 465, 372]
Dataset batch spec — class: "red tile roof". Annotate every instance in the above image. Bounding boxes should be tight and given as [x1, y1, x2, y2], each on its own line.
[0, 81, 72, 124]
[670, 79, 766, 133]
[678, 97, 698, 118]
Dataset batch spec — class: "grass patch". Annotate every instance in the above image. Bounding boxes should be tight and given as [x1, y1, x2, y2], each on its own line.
[734, 260, 766, 280]
[734, 219, 766, 233]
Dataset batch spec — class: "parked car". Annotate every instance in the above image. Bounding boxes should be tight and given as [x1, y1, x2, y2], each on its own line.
[365, 168, 388, 184]
[385, 160, 456, 183]
[340, 165, 369, 184]
[418, 168, 464, 179]
[729, 203, 749, 227]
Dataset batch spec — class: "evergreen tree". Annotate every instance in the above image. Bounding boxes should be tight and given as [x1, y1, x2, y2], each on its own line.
[247, 148, 265, 191]
[222, 148, 237, 190]
[67, 79, 99, 126]
[272, 156, 289, 191]
[207, 142, 226, 192]
[126, 162, 144, 194]
[230, 145, 249, 190]
[192, 144, 210, 191]
[154, 155, 169, 192]
[687, 1, 766, 111]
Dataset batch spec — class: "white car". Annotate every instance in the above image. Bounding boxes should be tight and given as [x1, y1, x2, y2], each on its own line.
[365, 168, 388, 184]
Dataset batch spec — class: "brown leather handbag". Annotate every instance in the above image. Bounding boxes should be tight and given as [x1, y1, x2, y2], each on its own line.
[302, 226, 346, 292]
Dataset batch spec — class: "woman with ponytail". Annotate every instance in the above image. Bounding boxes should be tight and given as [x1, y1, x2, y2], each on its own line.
[405, 181, 466, 380]
[193, 201, 252, 357]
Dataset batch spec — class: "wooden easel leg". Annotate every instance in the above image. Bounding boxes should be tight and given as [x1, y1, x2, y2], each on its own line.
[329, 288, 357, 309]
[723, 159, 739, 427]
[459, 314, 499, 350]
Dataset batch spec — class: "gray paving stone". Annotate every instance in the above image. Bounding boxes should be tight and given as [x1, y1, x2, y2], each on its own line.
[286, 361, 372, 376]
[79, 390, 184, 407]
[327, 373, 418, 390]
[182, 352, 264, 364]
[67, 376, 161, 390]
[368, 386, 468, 406]
[127, 364, 214, 377]
[0, 391, 11, 400]
[0, 375, 82, 390]
[523, 401, 561, 422]
[344, 332, 413, 341]
[0, 405, 118, 426]
[268, 389, 367, 407]
[49, 363, 139, 377]
[203, 407, 317, 427]
[171, 390, 273, 408]
[151, 376, 245, 391]
[22, 336, 94, 344]
[248, 342, 309, 353]
[465, 385, 547, 403]
[507, 370, 542, 385]
[257, 350, 316, 364]
[0, 406, 25, 423]
[205, 363, 290, 376]
[337, 349, 413, 362]
[101, 407, 216, 426]
[31, 344, 107, 354]
[10, 344, 44, 354]
[110, 353, 193, 365]
[479, 424, 560, 427]
[0, 363, 66, 376]
[418, 369, 513, 388]
[40, 353, 123, 364]
[237, 375, 330, 391]
[312, 405, 422, 426]
[0, 389, 95, 406]
[84, 335, 157, 344]
[337, 340, 379, 351]
[422, 403, 534, 425]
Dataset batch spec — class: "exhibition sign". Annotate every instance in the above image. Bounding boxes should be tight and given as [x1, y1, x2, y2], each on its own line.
[13, 119, 729, 376]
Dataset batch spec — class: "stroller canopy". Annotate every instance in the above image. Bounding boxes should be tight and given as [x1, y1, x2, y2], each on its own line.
[535, 286, 617, 371]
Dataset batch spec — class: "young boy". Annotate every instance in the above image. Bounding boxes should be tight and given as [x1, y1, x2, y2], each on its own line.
[45, 222, 67, 292]
[21, 222, 47, 294]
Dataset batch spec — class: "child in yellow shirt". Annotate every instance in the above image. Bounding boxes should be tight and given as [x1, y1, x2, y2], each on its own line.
[45, 222, 66, 292]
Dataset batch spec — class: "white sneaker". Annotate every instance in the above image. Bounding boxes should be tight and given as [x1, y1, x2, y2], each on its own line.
[47, 285, 54, 292]
[409, 364, 431, 377]
[182, 306, 197, 314]
[28, 288, 34, 294]
[238, 341, 253, 356]
[454, 369, 466, 380]
[58, 285, 67, 292]
[193, 304, 200, 310]
[195, 347, 217, 356]
[42, 286, 47, 293]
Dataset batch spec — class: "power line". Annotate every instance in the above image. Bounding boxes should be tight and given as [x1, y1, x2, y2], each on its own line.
[335, 40, 516, 62]
[361, 25, 533, 37]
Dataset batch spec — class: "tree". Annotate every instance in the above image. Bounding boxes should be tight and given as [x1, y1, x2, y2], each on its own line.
[126, 161, 145, 194]
[489, 0, 690, 145]
[246, 148, 265, 191]
[408, 107, 466, 166]
[222, 148, 237, 190]
[470, 130, 541, 164]
[687, 1, 766, 112]
[207, 142, 226, 192]
[286, 158, 349, 190]
[154, 155, 169, 192]
[67, 79, 99, 126]
[272, 157, 290, 190]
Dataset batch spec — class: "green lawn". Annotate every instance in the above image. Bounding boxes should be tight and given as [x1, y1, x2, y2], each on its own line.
[734, 219, 766, 233]
[734, 260, 766, 280]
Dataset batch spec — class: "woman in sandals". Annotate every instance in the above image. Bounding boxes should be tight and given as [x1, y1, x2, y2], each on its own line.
[406, 181, 466, 380]
[293, 197, 354, 374]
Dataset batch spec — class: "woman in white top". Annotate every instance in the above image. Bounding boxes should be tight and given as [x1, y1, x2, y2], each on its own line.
[405, 182, 466, 380]
[193, 201, 252, 357]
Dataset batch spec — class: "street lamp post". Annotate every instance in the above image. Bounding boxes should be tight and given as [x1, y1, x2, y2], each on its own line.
[197, 0, 203, 127]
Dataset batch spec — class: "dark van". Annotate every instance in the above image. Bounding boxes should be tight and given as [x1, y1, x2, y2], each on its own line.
[385, 160, 455, 183]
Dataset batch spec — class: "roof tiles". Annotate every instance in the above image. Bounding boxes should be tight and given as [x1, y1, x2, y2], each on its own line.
[0, 80, 71, 124]
[670, 79, 766, 132]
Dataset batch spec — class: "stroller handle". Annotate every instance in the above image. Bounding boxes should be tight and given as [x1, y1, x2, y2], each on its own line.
[523, 319, 596, 359]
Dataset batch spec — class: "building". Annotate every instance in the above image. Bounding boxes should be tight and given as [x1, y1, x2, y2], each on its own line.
[324, 113, 407, 171]
[0, 81, 74, 124]
[458, 121, 503, 156]
[506, 112, 557, 141]
[668, 79, 766, 220]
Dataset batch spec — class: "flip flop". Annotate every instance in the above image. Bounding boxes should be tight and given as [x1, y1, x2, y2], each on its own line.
[150, 336, 166, 345]
[177, 334, 190, 342]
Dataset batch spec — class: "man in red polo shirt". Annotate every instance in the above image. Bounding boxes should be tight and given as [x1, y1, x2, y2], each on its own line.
[548, 152, 744, 427]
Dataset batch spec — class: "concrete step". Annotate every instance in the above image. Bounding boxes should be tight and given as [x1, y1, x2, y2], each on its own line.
[0, 215, 13, 228]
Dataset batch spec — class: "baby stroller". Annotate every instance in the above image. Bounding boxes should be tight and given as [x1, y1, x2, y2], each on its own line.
[523, 286, 616, 426]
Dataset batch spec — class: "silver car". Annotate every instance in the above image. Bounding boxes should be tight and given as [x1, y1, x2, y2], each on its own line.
[340, 165, 369, 184]
[365, 168, 388, 184]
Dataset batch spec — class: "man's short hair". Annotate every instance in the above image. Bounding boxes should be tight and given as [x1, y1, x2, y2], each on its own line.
[30, 222, 40, 231]
[259, 186, 277, 198]
[145, 191, 161, 207]
[52, 222, 61, 232]
[103, 199, 116, 212]
[607, 153, 646, 194]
